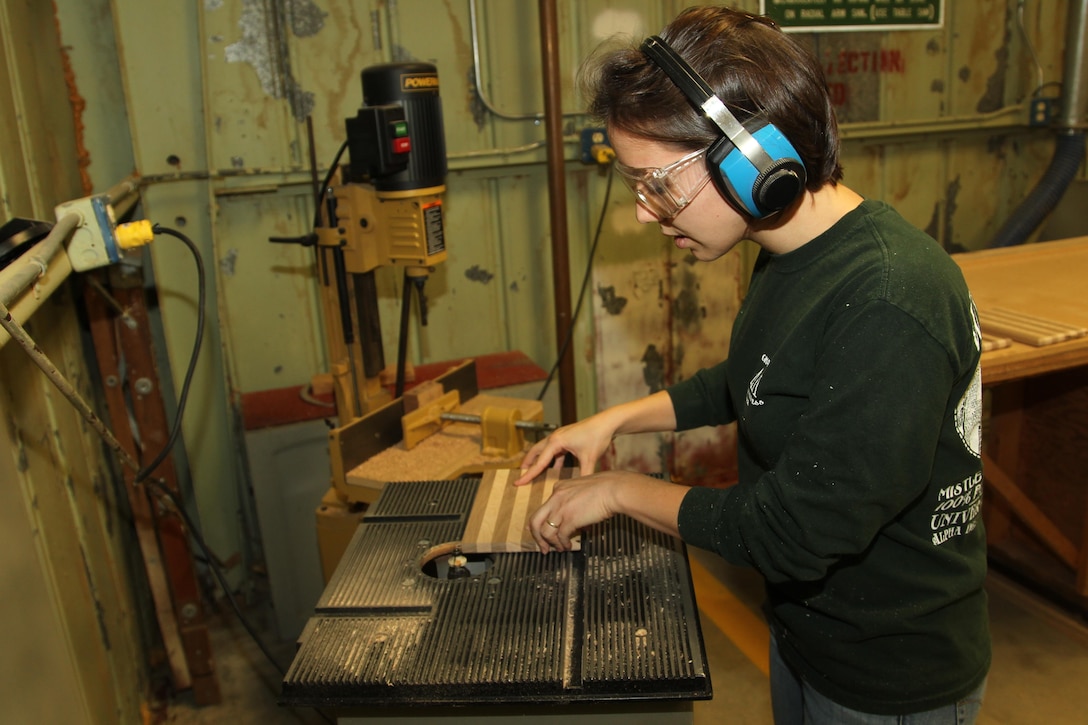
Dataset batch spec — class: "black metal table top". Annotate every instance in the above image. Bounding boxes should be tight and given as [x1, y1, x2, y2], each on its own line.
[281, 477, 712, 708]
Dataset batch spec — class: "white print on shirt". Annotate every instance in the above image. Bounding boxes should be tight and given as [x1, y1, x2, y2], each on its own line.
[747, 354, 771, 407]
[933, 302, 984, 546]
[956, 299, 984, 457]
[955, 363, 983, 458]
[969, 296, 982, 352]
[931, 471, 983, 546]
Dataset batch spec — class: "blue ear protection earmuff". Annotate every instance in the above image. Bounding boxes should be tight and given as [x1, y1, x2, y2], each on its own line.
[640, 35, 807, 218]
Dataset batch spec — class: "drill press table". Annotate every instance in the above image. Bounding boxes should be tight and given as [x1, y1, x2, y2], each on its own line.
[281, 476, 712, 721]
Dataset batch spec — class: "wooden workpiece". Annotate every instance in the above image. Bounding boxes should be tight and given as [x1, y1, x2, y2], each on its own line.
[460, 467, 581, 553]
[346, 393, 544, 490]
[977, 307, 1085, 347]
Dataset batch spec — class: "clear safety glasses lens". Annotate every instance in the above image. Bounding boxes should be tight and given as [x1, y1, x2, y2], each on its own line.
[615, 148, 711, 220]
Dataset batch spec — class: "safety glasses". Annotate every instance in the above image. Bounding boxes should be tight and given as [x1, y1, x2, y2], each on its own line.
[614, 147, 712, 220]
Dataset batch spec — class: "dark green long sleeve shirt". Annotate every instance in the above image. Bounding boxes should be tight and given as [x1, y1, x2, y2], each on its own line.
[670, 200, 990, 715]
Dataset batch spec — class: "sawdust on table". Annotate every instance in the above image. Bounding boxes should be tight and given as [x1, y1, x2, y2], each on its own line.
[347, 394, 542, 484]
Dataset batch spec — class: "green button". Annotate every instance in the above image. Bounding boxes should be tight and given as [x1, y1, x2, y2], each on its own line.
[392, 121, 408, 136]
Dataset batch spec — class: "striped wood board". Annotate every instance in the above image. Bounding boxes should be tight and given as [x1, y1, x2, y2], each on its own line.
[980, 333, 1011, 352]
[460, 467, 580, 553]
[978, 307, 1087, 347]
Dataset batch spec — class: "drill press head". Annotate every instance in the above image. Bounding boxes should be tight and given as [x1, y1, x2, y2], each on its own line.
[331, 61, 449, 274]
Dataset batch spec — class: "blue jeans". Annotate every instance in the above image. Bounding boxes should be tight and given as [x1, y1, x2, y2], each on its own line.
[769, 636, 986, 724]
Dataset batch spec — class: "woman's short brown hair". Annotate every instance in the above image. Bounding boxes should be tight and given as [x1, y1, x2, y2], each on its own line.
[582, 6, 842, 188]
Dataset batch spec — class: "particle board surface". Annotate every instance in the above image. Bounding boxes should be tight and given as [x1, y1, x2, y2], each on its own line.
[347, 394, 544, 488]
[460, 468, 580, 553]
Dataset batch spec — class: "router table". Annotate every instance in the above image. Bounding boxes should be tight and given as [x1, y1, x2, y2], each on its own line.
[281, 475, 712, 723]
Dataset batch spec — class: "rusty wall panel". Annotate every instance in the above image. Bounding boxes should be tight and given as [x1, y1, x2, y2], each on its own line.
[297, 2, 385, 151]
[49, 282, 151, 708]
[589, 180, 742, 479]
[2, 302, 120, 723]
[666, 250, 744, 484]
[111, 0, 250, 586]
[882, 142, 950, 244]
[204, 0, 297, 169]
[145, 189, 246, 568]
[214, 190, 327, 392]
[0, 31, 33, 221]
[882, 28, 946, 118]
[0, 319, 96, 725]
[421, 172, 514, 361]
[818, 0, 1073, 253]
[949, 0, 1011, 116]
[0, 436, 89, 725]
[812, 32, 887, 123]
[56, 0, 135, 195]
[941, 0, 1017, 250]
[1015, 1, 1068, 95]
[433, 0, 544, 151]
[1, 0, 149, 721]
[189, 0, 693, 420]
[197, 0, 551, 393]
[0, 10, 80, 218]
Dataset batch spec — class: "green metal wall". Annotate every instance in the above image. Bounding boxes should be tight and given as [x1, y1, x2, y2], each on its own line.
[1, 2, 148, 722]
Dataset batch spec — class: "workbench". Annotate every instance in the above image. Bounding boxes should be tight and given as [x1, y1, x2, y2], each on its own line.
[953, 237, 1088, 611]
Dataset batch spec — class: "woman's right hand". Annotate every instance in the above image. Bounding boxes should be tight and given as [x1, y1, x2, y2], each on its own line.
[514, 392, 678, 486]
[513, 413, 617, 486]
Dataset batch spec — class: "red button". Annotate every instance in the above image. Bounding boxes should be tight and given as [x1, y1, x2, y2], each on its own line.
[393, 137, 411, 154]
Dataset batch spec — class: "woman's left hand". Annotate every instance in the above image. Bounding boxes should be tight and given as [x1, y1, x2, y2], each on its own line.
[528, 470, 682, 554]
[528, 472, 623, 553]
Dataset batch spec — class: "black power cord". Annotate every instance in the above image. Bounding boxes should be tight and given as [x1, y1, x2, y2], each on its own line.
[144, 478, 282, 668]
[138, 225, 334, 724]
[313, 140, 349, 230]
[142, 478, 333, 725]
[267, 139, 349, 248]
[136, 225, 205, 484]
[537, 163, 614, 402]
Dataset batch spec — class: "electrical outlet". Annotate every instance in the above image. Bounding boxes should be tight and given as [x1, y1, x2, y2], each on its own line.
[55, 194, 120, 271]
[1029, 98, 1056, 127]
[579, 127, 614, 165]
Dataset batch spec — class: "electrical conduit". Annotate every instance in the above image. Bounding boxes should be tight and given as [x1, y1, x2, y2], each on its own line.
[0, 210, 140, 472]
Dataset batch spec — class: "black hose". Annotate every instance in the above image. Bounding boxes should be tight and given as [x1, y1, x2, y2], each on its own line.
[137, 225, 206, 483]
[538, 164, 614, 402]
[991, 130, 1086, 247]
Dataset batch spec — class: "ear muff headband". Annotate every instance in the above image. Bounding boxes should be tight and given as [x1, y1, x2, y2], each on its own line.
[640, 35, 806, 218]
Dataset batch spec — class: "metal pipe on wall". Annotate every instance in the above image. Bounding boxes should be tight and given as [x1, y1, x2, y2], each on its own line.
[470, 0, 584, 122]
[107, 174, 142, 218]
[991, 0, 1088, 247]
[0, 212, 79, 309]
[539, 0, 576, 425]
[1058, 0, 1088, 130]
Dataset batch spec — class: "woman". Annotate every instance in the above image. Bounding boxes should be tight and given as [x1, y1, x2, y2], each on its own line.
[515, 6, 990, 723]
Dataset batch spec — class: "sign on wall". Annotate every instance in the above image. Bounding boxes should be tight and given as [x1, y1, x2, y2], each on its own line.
[760, 1, 943, 31]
